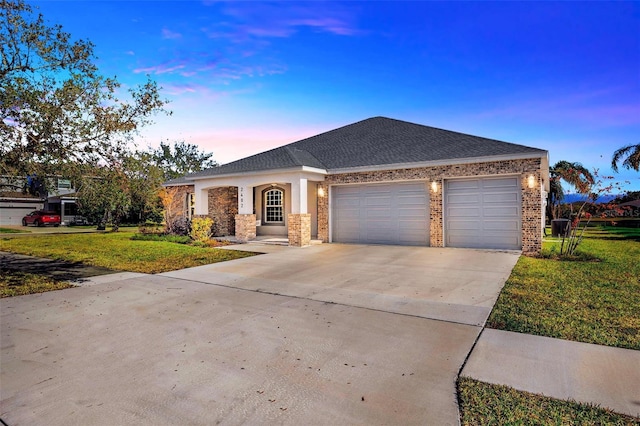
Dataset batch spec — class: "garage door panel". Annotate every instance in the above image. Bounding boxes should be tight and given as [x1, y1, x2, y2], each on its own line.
[445, 177, 521, 250]
[483, 220, 520, 231]
[332, 182, 429, 246]
[448, 220, 481, 231]
[484, 207, 519, 217]
[448, 180, 480, 191]
[482, 178, 519, 189]
[448, 207, 481, 217]
[484, 193, 519, 203]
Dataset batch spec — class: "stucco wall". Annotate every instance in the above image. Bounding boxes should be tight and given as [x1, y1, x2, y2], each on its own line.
[317, 158, 543, 254]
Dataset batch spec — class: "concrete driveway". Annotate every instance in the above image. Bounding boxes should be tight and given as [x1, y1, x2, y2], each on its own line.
[1, 244, 519, 425]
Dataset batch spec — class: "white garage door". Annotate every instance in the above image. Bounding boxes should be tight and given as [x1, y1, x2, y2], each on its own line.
[445, 177, 521, 250]
[332, 182, 429, 246]
[0, 206, 39, 225]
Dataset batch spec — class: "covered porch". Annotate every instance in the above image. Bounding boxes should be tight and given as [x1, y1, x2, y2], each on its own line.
[192, 168, 326, 247]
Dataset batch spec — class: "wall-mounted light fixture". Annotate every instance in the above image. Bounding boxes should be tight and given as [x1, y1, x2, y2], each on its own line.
[431, 181, 438, 193]
[527, 174, 536, 189]
[317, 186, 325, 197]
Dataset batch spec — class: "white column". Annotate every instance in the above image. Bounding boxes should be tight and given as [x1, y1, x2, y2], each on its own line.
[290, 178, 308, 214]
[238, 185, 254, 214]
[194, 186, 209, 215]
[61, 200, 66, 225]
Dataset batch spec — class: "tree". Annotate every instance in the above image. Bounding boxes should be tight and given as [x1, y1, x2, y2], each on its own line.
[546, 161, 595, 220]
[76, 150, 165, 231]
[151, 140, 217, 181]
[611, 144, 640, 172]
[0, 0, 168, 189]
[158, 186, 189, 235]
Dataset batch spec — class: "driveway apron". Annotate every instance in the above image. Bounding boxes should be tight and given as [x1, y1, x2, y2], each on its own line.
[1, 245, 519, 425]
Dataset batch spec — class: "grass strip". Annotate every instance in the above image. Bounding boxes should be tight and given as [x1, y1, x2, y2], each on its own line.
[0, 227, 29, 234]
[458, 377, 639, 425]
[487, 227, 640, 350]
[1, 270, 73, 298]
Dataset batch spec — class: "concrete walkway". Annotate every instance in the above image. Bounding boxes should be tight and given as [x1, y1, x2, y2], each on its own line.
[462, 328, 640, 418]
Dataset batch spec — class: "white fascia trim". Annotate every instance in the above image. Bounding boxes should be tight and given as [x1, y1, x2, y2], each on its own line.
[327, 152, 548, 174]
[162, 182, 193, 187]
[188, 166, 328, 181]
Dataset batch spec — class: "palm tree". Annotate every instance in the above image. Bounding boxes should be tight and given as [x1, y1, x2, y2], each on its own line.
[611, 144, 640, 172]
[547, 161, 595, 221]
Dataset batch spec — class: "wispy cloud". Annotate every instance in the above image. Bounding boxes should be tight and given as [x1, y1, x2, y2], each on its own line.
[134, 60, 187, 75]
[133, 3, 359, 99]
[162, 28, 182, 39]
[473, 88, 640, 127]
[204, 2, 361, 42]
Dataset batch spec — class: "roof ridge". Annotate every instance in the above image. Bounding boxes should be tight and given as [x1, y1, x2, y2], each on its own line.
[284, 146, 328, 169]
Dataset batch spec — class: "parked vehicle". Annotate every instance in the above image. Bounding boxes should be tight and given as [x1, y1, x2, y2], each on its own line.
[22, 210, 61, 227]
[69, 216, 89, 225]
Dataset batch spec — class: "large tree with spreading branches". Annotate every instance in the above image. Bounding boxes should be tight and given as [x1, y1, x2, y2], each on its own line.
[0, 0, 168, 190]
[150, 140, 217, 181]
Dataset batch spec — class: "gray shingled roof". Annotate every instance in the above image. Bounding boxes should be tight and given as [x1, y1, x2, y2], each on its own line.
[186, 117, 546, 178]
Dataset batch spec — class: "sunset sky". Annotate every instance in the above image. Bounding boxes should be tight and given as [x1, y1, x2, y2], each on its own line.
[31, 1, 640, 190]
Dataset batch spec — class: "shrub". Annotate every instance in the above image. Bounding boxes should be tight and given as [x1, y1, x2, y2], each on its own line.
[190, 217, 214, 243]
[138, 222, 164, 235]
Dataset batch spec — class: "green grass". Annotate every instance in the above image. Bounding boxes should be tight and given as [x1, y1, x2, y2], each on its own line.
[487, 227, 640, 350]
[1, 270, 73, 298]
[458, 377, 640, 425]
[0, 231, 257, 274]
[0, 227, 28, 234]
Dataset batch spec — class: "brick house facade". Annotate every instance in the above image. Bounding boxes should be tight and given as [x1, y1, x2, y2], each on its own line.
[164, 117, 549, 253]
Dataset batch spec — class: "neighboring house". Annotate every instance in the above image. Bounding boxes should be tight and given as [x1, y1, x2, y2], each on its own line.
[0, 176, 82, 225]
[165, 117, 550, 253]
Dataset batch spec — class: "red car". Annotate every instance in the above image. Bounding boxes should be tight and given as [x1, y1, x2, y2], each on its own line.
[22, 210, 61, 227]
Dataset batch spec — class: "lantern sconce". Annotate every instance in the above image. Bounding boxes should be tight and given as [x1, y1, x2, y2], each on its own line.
[317, 186, 325, 197]
[431, 181, 438, 193]
[527, 174, 536, 189]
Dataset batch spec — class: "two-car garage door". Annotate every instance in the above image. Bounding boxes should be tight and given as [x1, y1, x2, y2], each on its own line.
[331, 176, 522, 250]
[444, 177, 521, 250]
[332, 182, 429, 246]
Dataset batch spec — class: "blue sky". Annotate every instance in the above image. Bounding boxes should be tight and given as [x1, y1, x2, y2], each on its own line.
[31, 1, 640, 191]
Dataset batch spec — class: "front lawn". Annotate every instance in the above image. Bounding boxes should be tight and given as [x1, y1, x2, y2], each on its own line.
[0, 232, 257, 274]
[487, 227, 640, 350]
[458, 377, 640, 425]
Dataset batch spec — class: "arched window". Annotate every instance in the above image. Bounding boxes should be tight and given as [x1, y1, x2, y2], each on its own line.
[263, 188, 284, 223]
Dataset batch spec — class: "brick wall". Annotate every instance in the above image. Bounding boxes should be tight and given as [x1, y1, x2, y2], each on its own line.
[235, 214, 256, 242]
[165, 185, 193, 222]
[207, 186, 238, 236]
[318, 158, 543, 253]
[288, 213, 311, 247]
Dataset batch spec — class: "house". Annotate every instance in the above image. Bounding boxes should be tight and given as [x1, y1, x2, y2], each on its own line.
[0, 175, 82, 226]
[165, 117, 550, 253]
